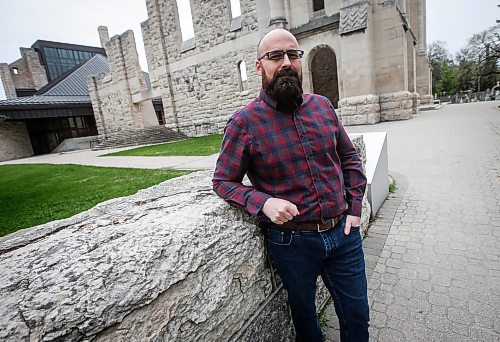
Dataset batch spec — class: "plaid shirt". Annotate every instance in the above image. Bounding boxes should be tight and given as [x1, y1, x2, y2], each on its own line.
[212, 88, 367, 223]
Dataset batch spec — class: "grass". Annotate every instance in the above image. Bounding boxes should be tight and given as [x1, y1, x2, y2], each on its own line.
[0, 164, 191, 237]
[389, 179, 397, 193]
[103, 134, 223, 157]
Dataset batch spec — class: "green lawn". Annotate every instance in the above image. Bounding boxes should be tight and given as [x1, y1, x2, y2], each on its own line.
[0, 164, 190, 237]
[103, 134, 223, 157]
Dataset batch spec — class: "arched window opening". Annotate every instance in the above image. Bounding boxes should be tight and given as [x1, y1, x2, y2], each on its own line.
[238, 61, 248, 91]
[311, 47, 339, 108]
[230, 0, 241, 18]
[176, 0, 195, 42]
[313, 0, 325, 12]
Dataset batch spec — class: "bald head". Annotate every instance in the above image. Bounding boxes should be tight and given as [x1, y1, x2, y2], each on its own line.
[257, 29, 299, 59]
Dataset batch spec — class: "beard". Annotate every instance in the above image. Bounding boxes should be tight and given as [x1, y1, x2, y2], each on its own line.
[263, 68, 303, 112]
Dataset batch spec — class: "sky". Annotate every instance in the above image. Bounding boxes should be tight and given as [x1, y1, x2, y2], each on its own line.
[0, 0, 498, 100]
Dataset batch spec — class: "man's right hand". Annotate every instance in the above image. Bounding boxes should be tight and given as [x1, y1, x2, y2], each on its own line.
[262, 198, 300, 224]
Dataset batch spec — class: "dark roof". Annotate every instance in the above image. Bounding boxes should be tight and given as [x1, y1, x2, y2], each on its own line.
[0, 54, 152, 120]
[39, 54, 110, 96]
[0, 55, 109, 110]
[31, 40, 106, 56]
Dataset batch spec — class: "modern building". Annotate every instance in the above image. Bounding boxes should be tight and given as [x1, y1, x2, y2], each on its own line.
[0, 40, 105, 100]
[0, 38, 169, 161]
[0, 55, 108, 158]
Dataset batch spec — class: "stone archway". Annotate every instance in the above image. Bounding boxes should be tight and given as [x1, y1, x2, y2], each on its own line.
[310, 47, 339, 108]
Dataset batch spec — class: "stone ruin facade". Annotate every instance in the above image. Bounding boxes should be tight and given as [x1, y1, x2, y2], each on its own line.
[91, 0, 432, 139]
[0, 48, 48, 100]
[88, 28, 159, 139]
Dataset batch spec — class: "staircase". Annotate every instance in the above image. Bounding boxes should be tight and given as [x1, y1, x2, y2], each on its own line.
[92, 126, 187, 150]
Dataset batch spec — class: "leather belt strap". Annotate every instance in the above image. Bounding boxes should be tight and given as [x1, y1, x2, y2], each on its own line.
[280, 215, 342, 232]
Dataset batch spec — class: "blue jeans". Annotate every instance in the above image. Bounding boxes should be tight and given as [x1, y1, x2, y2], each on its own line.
[264, 215, 369, 342]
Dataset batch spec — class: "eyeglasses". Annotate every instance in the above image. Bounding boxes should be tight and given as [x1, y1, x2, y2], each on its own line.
[257, 49, 304, 61]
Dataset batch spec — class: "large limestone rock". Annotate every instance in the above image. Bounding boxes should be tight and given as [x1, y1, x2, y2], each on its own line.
[0, 171, 272, 341]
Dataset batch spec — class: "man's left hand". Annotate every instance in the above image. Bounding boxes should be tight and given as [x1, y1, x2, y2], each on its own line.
[344, 215, 361, 235]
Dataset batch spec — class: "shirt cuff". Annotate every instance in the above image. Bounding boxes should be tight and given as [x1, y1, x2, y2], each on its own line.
[246, 191, 272, 216]
[347, 200, 363, 217]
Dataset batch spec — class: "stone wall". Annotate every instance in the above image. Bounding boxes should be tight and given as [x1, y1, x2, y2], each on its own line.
[141, 0, 266, 135]
[338, 94, 380, 125]
[379, 91, 413, 121]
[0, 137, 370, 342]
[0, 121, 34, 161]
[0, 48, 48, 99]
[88, 30, 158, 137]
[0, 63, 17, 99]
[91, 0, 431, 134]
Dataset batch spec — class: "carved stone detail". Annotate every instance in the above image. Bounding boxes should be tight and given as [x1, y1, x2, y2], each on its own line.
[340, 1, 369, 35]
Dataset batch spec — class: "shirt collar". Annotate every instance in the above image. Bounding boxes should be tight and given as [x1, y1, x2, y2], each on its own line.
[259, 87, 304, 113]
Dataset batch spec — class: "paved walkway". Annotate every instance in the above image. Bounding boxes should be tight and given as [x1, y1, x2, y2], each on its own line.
[325, 101, 500, 341]
[0, 146, 219, 170]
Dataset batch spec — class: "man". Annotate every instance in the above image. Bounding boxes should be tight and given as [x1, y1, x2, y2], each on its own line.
[212, 29, 369, 341]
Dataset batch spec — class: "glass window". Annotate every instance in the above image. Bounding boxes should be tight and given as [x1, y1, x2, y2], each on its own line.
[12, 67, 19, 75]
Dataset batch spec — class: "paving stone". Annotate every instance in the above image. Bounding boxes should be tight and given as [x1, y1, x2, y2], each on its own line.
[377, 327, 405, 342]
[335, 103, 500, 342]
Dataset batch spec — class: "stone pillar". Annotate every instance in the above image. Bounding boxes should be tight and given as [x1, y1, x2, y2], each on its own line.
[98, 26, 110, 48]
[143, 0, 179, 130]
[338, 0, 380, 125]
[88, 75, 107, 137]
[0, 63, 17, 99]
[415, 0, 432, 104]
[268, 0, 287, 28]
[20, 48, 47, 90]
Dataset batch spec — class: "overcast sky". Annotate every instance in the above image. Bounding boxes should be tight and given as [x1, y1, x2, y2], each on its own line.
[0, 0, 498, 100]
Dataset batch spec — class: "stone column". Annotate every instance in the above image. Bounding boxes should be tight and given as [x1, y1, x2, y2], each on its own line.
[269, 0, 287, 28]
[415, 0, 432, 104]
[20, 48, 47, 90]
[98, 26, 110, 48]
[337, 0, 380, 125]
[0, 64, 17, 99]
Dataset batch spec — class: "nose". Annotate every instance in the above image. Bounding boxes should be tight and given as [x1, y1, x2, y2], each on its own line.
[281, 53, 292, 67]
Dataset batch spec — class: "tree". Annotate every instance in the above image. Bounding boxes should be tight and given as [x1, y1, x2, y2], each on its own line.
[427, 41, 453, 95]
[436, 62, 457, 96]
[455, 24, 500, 92]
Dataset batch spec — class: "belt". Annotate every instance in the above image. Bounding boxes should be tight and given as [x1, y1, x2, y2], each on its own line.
[280, 215, 343, 232]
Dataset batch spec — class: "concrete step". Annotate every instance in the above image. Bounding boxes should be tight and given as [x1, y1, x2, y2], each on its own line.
[92, 126, 187, 150]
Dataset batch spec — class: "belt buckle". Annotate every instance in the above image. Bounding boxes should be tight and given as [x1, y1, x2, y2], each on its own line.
[317, 220, 331, 233]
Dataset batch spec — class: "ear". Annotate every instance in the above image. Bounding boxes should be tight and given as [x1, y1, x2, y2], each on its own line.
[255, 60, 262, 76]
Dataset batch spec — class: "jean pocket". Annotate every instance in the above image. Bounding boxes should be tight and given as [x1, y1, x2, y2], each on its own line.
[266, 226, 294, 246]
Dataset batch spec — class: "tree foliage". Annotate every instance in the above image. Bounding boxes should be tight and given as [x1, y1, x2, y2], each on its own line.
[427, 41, 453, 95]
[457, 24, 499, 92]
[428, 24, 500, 96]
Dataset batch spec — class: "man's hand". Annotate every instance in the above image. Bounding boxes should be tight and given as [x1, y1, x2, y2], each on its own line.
[262, 198, 300, 224]
[344, 215, 361, 235]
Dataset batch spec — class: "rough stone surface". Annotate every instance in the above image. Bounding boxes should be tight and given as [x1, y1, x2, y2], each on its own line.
[379, 91, 413, 121]
[0, 121, 34, 161]
[0, 171, 273, 341]
[339, 94, 381, 125]
[88, 30, 157, 137]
